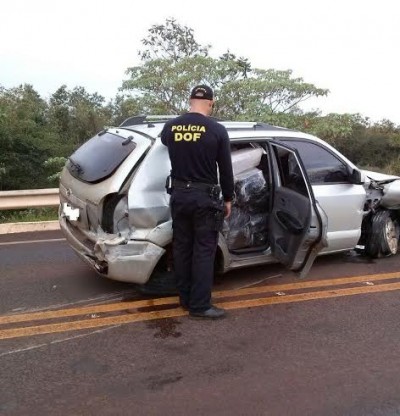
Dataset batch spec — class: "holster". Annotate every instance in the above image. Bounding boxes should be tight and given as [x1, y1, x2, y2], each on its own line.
[165, 175, 173, 195]
[209, 185, 222, 200]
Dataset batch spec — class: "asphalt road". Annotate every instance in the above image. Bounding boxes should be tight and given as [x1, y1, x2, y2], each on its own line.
[1, 231, 400, 416]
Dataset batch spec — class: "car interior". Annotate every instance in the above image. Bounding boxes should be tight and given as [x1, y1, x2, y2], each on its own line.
[225, 143, 271, 254]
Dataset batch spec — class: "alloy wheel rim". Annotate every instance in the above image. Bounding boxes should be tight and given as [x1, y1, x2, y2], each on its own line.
[385, 219, 399, 254]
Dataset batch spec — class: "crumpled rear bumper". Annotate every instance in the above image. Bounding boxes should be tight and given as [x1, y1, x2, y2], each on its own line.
[59, 217, 165, 284]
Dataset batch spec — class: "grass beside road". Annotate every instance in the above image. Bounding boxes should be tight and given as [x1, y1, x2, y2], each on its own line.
[0, 207, 58, 224]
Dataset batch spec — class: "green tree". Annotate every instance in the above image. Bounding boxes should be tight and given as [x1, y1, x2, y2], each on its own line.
[217, 69, 328, 120]
[46, 85, 113, 180]
[139, 18, 210, 61]
[0, 84, 56, 190]
[48, 85, 112, 151]
[43, 156, 67, 185]
[342, 119, 400, 171]
[0, 84, 115, 190]
[220, 51, 252, 78]
[122, 56, 248, 114]
[107, 94, 143, 126]
[122, 19, 328, 120]
[122, 19, 356, 151]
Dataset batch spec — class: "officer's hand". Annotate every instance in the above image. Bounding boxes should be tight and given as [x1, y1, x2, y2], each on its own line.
[224, 201, 232, 219]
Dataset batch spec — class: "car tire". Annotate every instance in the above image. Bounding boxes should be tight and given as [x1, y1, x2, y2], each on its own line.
[365, 210, 399, 258]
[137, 270, 178, 296]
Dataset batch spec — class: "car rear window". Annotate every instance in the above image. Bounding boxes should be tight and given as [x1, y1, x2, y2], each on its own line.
[66, 131, 136, 183]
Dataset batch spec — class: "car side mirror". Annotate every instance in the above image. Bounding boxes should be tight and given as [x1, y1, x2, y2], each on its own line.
[349, 168, 364, 185]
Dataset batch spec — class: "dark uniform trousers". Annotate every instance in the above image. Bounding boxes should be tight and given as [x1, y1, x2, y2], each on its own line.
[170, 187, 223, 312]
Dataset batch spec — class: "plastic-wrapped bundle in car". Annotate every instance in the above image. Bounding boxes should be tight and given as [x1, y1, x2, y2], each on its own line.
[252, 232, 267, 246]
[224, 206, 252, 250]
[225, 210, 269, 249]
[223, 154, 270, 250]
[231, 148, 263, 176]
[224, 209, 269, 250]
[234, 168, 269, 212]
[249, 213, 269, 247]
[249, 213, 268, 232]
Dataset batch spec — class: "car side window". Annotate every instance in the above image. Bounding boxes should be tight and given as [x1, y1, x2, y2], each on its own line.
[280, 140, 350, 184]
[273, 146, 309, 197]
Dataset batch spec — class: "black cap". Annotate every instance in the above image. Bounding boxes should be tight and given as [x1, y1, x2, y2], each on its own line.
[190, 85, 214, 100]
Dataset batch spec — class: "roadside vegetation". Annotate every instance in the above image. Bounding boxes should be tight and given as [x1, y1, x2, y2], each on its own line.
[0, 208, 58, 223]
[1, 19, 399, 222]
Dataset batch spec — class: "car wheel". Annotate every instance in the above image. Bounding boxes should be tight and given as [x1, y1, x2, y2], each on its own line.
[137, 270, 178, 296]
[381, 214, 400, 255]
[365, 210, 399, 258]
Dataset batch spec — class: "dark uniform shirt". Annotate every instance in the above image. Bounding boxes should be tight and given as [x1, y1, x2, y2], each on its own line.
[161, 112, 234, 201]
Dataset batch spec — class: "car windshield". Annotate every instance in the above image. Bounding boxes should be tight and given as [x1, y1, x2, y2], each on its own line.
[66, 131, 136, 183]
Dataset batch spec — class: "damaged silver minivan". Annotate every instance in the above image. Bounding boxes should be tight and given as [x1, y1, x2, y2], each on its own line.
[59, 115, 400, 284]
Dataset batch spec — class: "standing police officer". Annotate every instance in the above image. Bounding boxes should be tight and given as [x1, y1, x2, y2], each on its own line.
[161, 85, 234, 319]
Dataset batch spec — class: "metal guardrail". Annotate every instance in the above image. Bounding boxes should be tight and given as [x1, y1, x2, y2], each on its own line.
[0, 189, 59, 210]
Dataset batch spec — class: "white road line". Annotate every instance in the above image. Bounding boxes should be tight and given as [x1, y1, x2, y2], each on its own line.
[0, 343, 48, 357]
[0, 238, 66, 247]
[230, 274, 282, 290]
[7, 291, 136, 315]
[0, 325, 121, 358]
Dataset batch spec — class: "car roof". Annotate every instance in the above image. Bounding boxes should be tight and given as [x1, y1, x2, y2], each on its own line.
[118, 114, 318, 142]
[114, 115, 357, 169]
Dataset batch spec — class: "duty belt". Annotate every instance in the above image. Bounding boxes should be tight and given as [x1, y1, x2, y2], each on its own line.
[172, 179, 219, 193]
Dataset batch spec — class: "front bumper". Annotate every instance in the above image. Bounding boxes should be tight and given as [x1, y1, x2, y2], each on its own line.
[59, 217, 165, 284]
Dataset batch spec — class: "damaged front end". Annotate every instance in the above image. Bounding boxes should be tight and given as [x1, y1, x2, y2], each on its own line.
[359, 172, 400, 257]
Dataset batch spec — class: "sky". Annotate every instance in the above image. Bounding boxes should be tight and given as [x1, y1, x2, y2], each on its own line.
[1, 0, 400, 124]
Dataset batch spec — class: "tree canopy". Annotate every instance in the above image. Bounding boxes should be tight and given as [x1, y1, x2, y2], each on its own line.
[122, 20, 329, 120]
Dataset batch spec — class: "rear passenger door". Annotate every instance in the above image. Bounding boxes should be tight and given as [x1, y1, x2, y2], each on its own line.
[268, 141, 328, 278]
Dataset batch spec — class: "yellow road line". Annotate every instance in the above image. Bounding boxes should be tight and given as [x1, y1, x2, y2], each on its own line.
[221, 281, 400, 310]
[1, 280, 400, 340]
[0, 308, 186, 340]
[0, 272, 400, 324]
[1, 271, 399, 325]
[0, 297, 180, 325]
[218, 271, 400, 297]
